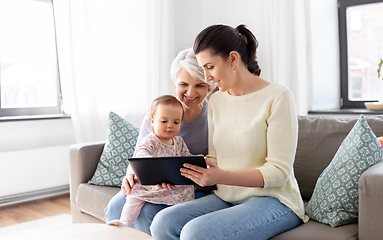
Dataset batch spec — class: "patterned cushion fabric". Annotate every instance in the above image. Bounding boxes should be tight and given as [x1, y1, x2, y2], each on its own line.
[88, 112, 140, 187]
[306, 115, 383, 227]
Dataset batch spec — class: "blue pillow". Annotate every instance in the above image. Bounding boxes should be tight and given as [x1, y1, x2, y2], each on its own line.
[88, 112, 139, 187]
[306, 115, 383, 227]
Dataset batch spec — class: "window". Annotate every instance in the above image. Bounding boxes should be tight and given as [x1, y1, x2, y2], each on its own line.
[339, 0, 383, 108]
[0, 0, 62, 117]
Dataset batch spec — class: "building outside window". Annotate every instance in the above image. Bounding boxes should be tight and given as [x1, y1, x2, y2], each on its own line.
[339, 0, 383, 108]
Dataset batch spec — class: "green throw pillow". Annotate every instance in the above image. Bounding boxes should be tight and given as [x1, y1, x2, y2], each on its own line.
[306, 115, 383, 227]
[88, 112, 140, 187]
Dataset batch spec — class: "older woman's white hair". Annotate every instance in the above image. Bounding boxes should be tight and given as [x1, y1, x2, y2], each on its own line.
[170, 48, 216, 95]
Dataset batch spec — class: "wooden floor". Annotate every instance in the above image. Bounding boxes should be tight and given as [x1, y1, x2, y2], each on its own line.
[0, 193, 71, 228]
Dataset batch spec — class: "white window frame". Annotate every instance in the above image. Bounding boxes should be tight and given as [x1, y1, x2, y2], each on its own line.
[0, 0, 62, 118]
[338, 0, 383, 108]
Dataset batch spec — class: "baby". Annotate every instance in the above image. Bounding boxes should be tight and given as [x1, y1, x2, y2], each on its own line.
[108, 95, 195, 228]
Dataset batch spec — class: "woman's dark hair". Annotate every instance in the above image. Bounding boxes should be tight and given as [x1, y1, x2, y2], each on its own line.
[193, 24, 261, 76]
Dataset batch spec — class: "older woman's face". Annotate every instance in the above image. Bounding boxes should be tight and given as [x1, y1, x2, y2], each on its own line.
[175, 69, 209, 108]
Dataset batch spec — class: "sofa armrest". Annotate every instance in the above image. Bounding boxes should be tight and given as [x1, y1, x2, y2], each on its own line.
[69, 141, 105, 221]
[358, 160, 383, 240]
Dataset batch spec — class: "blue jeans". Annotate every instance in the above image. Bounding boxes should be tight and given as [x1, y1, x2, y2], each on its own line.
[104, 190, 211, 235]
[150, 194, 301, 240]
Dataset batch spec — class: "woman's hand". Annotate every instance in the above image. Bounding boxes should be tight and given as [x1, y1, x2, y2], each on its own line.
[121, 173, 139, 196]
[180, 158, 221, 187]
[157, 183, 182, 191]
[182, 158, 265, 188]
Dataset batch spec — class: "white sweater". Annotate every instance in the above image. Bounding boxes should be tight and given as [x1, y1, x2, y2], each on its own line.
[207, 83, 308, 222]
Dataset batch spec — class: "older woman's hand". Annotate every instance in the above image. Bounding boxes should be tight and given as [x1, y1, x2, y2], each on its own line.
[121, 173, 139, 196]
[181, 158, 221, 187]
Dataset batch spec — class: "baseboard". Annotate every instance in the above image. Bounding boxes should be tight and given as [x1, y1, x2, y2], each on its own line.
[0, 185, 69, 207]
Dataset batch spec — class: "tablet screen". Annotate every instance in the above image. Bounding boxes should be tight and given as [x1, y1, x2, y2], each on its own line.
[128, 156, 206, 185]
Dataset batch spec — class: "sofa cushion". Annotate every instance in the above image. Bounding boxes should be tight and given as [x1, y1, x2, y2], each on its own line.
[271, 200, 358, 239]
[88, 111, 140, 187]
[306, 115, 383, 227]
[77, 184, 120, 221]
[295, 115, 383, 200]
[271, 220, 358, 240]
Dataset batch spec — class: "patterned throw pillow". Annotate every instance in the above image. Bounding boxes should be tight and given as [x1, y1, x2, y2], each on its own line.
[306, 115, 383, 227]
[88, 112, 140, 187]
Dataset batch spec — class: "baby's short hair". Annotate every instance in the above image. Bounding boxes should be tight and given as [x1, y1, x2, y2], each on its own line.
[149, 95, 184, 119]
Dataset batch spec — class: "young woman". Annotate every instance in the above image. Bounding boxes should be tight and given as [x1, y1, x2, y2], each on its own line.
[104, 48, 215, 235]
[150, 24, 308, 240]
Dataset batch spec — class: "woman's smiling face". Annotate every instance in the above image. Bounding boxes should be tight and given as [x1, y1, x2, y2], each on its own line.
[175, 69, 209, 108]
[196, 50, 233, 93]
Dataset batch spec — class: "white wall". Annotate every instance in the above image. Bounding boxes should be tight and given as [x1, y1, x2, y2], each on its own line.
[173, 0, 204, 52]
[0, 118, 75, 198]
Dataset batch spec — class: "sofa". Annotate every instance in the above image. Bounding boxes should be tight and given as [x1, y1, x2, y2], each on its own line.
[69, 115, 383, 239]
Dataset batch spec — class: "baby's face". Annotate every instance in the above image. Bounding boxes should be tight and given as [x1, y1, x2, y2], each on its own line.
[151, 103, 183, 140]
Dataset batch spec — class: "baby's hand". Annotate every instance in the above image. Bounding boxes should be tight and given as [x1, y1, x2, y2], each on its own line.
[157, 183, 182, 191]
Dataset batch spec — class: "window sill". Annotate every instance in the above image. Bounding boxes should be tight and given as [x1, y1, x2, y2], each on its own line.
[308, 108, 383, 115]
[0, 114, 71, 122]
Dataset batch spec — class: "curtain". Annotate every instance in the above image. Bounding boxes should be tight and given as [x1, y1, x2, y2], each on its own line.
[54, 0, 312, 143]
[252, 0, 310, 116]
[54, 0, 174, 143]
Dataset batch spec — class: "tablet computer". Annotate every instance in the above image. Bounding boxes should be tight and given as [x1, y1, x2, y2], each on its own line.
[128, 156, 206, 185]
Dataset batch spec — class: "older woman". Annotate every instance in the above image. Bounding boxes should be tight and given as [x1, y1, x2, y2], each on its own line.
[104, 48, 215, 235]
